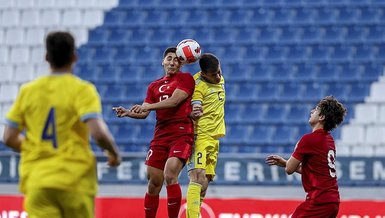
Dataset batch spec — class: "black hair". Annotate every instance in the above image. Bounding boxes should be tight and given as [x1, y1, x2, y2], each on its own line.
[317, 96, 347, 132]
[163, 47, 177, 58]
[45, 31, 75, 68]
[199, 53, 219, 73]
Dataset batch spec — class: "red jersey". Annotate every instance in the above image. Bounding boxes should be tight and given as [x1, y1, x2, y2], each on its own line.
[145, 72, 195, 143]
[292, 129, 340, 204]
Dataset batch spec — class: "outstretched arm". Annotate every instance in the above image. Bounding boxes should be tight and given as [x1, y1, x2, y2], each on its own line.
[131, 89, 188, 113]
[113, 103, 150, 119]
[266, 155, 302, 175]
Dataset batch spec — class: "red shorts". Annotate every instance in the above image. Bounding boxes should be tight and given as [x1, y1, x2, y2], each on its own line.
[292, 201, 339, 218]
[145, 135, 193, 170]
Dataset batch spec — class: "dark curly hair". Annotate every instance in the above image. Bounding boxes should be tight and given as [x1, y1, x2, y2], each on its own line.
[317, 96, 347, 132]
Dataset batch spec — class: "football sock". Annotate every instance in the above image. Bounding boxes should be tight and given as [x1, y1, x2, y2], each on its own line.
[186, 182, 202, 218]
[166, 183, 182, 218]
[144, 193, 159, 218]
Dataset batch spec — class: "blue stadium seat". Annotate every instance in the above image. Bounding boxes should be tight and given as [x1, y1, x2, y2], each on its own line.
[309, 45, 330, 61]
[330, 45, 352, 61]
[335, 8, 359, 23]
[137, 0, 159, 6]
[143, 10, 166, 25]
[270, 64, 293, 82]
[278, 27, 300, 43]
[324, 83, 349, 100]
[165, 10, 187, 26]
[224, 63, 250, 81]
[114, 47, 134, 63]
[286, 105, 310, 123]
[224, 83, 238, 100]
[352, 44, 373, 61]
[272, 126, 296, 144]
[104, 84, 125, 101]
[265, 46, 287, 62]
[137, 124, 155, 143]
[244, 46, 264, 62]
[194, 29, 213, 44]
[234, 27, 257, 43]
[107, 28, 129, 44]
[313, 8, 337, 24]
[237, 83, 258, 101]
[375, 44, 385, 60]
[223, 125, 250, 144]
[301, 83, 324, 100]
[207, 9, 228, 25]
[129, 28, 151, 43]
[257, 83, 279, 101]
[257, 27, 279, 43]
[362, 63, 382, 81]
[366, 26, 385, 42]
[323, 26, 344, 42]
[89, 27, 108, 44]
[225, 103, 243, 123]
[292, 63, 316, 81]
[124, 11, 145, 25]
[98, 64, 120, 82]
[77, 46, 93, 63]
[338, 63, 362, 81]
[344, 26, 365, 43]
[186, 10, 208, 25]
[104, 10, 125, 25]
[102, 104, 119, 121]
[271, 8, 293, 24]
[357, 7, 380, 23]
[286, 45, 308, 62]
[124, 83, 149, 102]
[149, 28, 172, 44]
[227, 9, 252, 25]
[119, 65, 145, 82]
[253, 64, 272, 81]
[292, 8, 315, 24]
[280, 83, 301, 101]
[265, 104, 287, 123]
[75, 64, 97, 81]
[171, 27, 194, 43]
[348, 83, 371, 101]
[251, 8, 271, 24]
[300, 26, 321, 43]
[213, 28, 234, 43]
[316, 64, 339, 82]
[248, 125, 274, 144]
[114, 125, 138, 143]
[241, 103, 266, 123]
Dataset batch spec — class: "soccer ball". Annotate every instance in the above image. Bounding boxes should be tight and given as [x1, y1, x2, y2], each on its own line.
[176, 39, 201, 64]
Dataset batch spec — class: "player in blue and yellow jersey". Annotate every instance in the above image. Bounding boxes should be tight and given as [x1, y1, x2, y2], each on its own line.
[186, 53, 226, 218]
[2, 31, 121, 218]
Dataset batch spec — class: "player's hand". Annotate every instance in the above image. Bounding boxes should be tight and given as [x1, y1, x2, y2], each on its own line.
[190, 104, 203, 120]
[112, 106, 130, 117]
[130, 104, 148, 113]
[105, 150, 121, 167]
[265, 155, 287, 167]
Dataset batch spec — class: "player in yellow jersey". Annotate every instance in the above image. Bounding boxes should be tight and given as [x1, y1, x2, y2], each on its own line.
[186, 53, 226, 218]
[2, 31, 121, 218]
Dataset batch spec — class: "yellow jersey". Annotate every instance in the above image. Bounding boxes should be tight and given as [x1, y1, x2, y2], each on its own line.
[5, 73, 101, 196]
[192, 72, 226, 139]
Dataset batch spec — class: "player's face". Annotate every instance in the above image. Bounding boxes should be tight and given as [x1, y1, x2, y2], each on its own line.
[201, 65, 222, 84]
[309, 106, 321, 127]
[162, 52, 181, 76]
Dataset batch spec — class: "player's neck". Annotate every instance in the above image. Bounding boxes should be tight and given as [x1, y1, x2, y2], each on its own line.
[312, 123, 324, 132]
[51, 65, 72, 74]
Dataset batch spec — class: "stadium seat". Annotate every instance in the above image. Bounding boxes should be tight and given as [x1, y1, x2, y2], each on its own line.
[257, 27, 278, 43]
[165, 10, 187, 26]
[227, 9, 252, 25]
[0, 47, 9, 63]
[362, 63, 382, 81]
[223, 125, 250, 144]
[300, 27, 321, 43]
[237, 83, 258, 101]
[251, 8, 271, 24]
[225, 103, 243, 123]
[301, 83, 324, 100]
[104, 10, 125, 25]
[336, 8, 359, 23]
[322, 26, 344, 43]
[324, 83, 349, 100]
[352, 104, 378, 124]
[136, 124, 155, 143]
[5, 28, 23, 45]
[25, 28, 45, 45]
[357, 7, 380, 23]
[286, 105, 310, 123]
[224, 63, 250, 81]
[248, 125, 274, 144]
[351, 145, 374, 157]
[286, 45, 308, 62]
[253, 64, 272, 81]
[14, 65, 34, 82]
[0, 66, 13, 82]
[330, 45, 352, 61]
[340, 125, 365, 145]
[280, 83, 301, 102]
[272, 126, 296, 145]
[143, 10, 165, 25]
[213, 27, 234, 43]
[0, 84, 18, 102]
[292, 8, 315, 24]
[241, 103, 266, 123]
[313, 8, 337, 24]
[365, 126, 385, 145]
[271, 8, 293, 24]
[366, 26, 385, 42]
[278, 27, 300, 43]
[344, 26, 365, 42]
[107, 28, 129, 44]
[309, 45, 330, 62]
[256, 83, 279, 101]
[315, 64, 339, 82]
[349, 83, 371, 101]
[338, 63, 362, 81]
[124, 83, 147, 102]
[292, 63, 316, 81]
[265, 104, 287, 123]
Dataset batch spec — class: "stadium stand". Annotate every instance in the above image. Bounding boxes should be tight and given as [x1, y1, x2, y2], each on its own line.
[1, 0, 385, 156]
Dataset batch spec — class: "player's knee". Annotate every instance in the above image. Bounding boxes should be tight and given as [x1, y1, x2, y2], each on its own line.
[164, 172, 178, 185]
[190, 171, 206, 185]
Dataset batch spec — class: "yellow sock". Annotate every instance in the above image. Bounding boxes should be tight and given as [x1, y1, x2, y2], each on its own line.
[186, 182, 202, 218]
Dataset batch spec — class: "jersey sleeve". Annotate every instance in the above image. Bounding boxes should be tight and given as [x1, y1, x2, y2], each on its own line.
[144, 83, 155, 104]
[176, 73, 195, 96]
[192, 81, 204, 105]
[292, 134, 311, 162]
[4, 85, 26, 131]
[75, 83, 102, 122]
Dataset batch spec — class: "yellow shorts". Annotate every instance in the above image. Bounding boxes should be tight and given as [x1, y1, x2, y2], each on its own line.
[187, 134, 219, 177]
[24, 188, 94, 218]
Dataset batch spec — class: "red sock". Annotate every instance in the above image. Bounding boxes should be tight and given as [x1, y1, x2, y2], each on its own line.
[144, 193, 159, 218]
[166, 183, 182, 218]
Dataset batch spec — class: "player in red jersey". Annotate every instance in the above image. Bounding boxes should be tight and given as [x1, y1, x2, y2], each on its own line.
[113, 47, 195, 218]
[266, 96, 347, 218]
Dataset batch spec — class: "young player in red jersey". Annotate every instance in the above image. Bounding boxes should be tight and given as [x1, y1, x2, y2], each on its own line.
[266, 96, 347, 218]
[113, 47, 195, 218]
